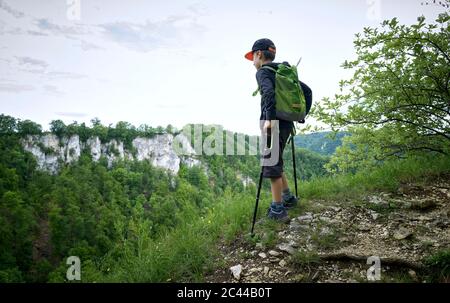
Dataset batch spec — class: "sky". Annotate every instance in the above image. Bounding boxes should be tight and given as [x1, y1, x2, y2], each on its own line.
[0, 0, 445, 135]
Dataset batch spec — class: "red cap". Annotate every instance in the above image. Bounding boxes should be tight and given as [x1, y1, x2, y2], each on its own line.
[244, 38, 276, 61]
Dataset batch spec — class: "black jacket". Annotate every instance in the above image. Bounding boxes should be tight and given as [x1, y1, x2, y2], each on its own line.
[256, 62, 294, 129]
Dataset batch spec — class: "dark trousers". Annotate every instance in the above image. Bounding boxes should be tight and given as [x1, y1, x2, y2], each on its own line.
[260, 123, 293, 179]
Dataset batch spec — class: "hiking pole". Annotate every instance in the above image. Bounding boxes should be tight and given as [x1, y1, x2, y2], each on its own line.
[250, 127, 272, 236]
[250, 168, 263, 236]
[290, 131, 298, 198]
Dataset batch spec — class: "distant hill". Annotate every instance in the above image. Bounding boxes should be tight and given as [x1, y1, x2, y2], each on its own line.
[294, 131, 348, 156]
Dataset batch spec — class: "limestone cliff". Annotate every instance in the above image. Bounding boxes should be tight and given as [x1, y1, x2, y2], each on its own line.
[21, 133, 201, 174]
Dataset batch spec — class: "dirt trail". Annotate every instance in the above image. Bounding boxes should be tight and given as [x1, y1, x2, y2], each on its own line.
[206, 174, 450, 283]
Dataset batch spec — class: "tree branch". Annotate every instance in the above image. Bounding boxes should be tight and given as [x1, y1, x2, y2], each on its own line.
[383, 103, 450, 125]
[339, 116, 450, 141]
[364, 35, 450, 65]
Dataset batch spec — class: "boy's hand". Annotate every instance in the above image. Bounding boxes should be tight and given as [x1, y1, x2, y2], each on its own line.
[263, 120, 272, 134]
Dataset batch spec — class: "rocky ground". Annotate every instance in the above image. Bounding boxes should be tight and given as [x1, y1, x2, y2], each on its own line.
[205, 174, 450, 283]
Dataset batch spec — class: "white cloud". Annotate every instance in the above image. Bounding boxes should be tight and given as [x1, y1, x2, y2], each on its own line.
[15, 56, 48, 68]
[44, 71, 87, 80]
[0, 82, 34, 93]
[79, 40, 104, 51]
[34, 18, 88, 37]
[11, 56, 87, 80]
[0, 0, 25, 18]
[98, 14, 206, 52]
[43, 84, 64, 96]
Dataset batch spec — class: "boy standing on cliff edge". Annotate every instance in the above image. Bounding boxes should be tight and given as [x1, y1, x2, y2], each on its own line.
[245, 38, 298, 223]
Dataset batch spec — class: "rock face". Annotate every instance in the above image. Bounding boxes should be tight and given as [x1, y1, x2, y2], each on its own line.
[236, 173, 255, 188]
[86, 136, 102, 161]
[133, 136, 187, 173]
[21, 133, 200, 175]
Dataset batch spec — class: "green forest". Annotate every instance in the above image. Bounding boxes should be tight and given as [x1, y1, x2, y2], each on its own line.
[1, 10, 449, 283]
[0, 115, 332, 282]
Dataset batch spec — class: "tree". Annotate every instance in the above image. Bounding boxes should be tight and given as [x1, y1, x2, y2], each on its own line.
[77, 122, 92, 142]
[166, 124, 175, 134]
[137, 124, 156, 138]
[0, 115, 17, 134]
[17, 120, 42, 136]
[90, 118, 102, 127]
[312, 13, 450, 172]
[90, 118, 108, 142]
[112, 121, 137, 149]
[0, 191, 34, 281]
[421, 0, 450, 9]
[179, 165, 208, 190]
[66, 121, 79, 137]
[49, 120, 67, 138]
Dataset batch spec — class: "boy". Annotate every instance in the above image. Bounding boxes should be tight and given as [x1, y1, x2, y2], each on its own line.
[244, 38, 298, 223]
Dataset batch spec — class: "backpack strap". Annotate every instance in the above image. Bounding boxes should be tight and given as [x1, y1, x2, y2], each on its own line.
[252, 65, 278, 96]
[260, 65, 277, 73]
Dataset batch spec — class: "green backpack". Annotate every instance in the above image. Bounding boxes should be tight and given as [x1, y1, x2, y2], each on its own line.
[253, 63, 307, 122]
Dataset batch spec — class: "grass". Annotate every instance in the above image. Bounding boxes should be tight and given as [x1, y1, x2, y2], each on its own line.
[299, 155, 450, 201]
[351, 267, 418, 283]
[83, 154, 450, 282]
[250, 218, 283, 249]
[96, 190, 257, 282]
[424, 249, 450, 283]
[290, 250, 321, 267]
[378, 270, 418, 283]
[310, 227, 342, 250]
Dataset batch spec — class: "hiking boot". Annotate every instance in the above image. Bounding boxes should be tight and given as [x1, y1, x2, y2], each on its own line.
[282, 195, 298, 209]
[267, 202, 290, 224]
